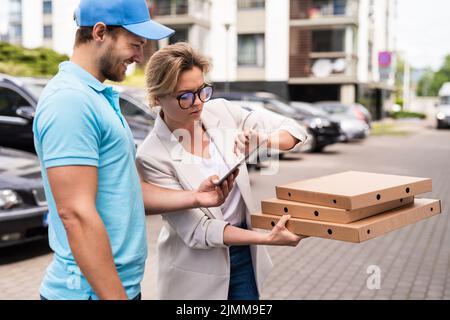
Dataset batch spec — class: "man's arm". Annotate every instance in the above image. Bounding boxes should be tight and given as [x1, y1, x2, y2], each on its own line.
[47, 166, 128, 300]
[141, 171, 238, 215]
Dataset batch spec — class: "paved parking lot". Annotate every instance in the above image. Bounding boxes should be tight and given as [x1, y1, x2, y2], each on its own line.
[1, 120, 449, 300]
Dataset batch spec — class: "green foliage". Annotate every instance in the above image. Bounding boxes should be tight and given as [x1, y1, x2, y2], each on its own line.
[371, 123, 412, 136]
[0, 42, 69, 77]
[417, 55, 450, 97]
[387, 111, 426, 120]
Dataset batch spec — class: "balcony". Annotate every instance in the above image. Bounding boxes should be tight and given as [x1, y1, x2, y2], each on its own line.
[150, 0, 211, 29]
[290, 0, 358, 27]
[290, 51, 357, 84]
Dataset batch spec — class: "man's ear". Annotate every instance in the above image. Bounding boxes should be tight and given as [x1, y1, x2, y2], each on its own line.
[155, 96, 161, 105]
[92, 22, 108, 42]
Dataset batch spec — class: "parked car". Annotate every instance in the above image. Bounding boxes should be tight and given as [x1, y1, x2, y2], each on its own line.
[436, 82, 450, 129]
[214, 91, 341, 152]
[290, 101, 345, 151]
[226, 100, 305, 160]
[313, 101, 371, 141]
[112, 86, 156, 145]
[0, 146, 48, 247]
[0, 74, 155, 153]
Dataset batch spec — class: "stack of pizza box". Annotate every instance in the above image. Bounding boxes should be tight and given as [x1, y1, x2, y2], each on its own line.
[251, 171, 442, 243]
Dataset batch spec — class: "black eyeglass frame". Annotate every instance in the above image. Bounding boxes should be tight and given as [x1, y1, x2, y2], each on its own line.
[175, 83, 214, 109]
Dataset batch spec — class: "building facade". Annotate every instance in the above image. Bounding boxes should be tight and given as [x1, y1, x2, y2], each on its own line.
[0, 0, 79, 56]
[151, 0, 396, 119]
[0, 0, 396, 118]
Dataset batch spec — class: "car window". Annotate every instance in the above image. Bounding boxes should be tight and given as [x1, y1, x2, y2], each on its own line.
[317, 104, 348, 114]
[441, 96, 450, 105]
[266, 100, 298, 116]
[25, 84, 46, 99]
[119, 97, 155, 125]
[0, 86, 31, 117]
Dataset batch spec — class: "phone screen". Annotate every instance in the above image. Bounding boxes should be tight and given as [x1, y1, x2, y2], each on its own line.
[214, 138, 268, 186]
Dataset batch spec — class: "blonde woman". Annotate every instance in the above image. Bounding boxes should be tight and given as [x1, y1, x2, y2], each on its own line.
[136, 42, 308, 300]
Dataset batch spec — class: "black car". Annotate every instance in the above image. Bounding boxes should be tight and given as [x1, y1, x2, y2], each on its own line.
[0, 74, 155, 153]
[0, 147, 48, 247]
[213, 91, 342, 152]
[290, 101, 345, 151]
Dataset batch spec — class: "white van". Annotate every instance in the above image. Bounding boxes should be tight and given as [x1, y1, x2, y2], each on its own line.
[436, 82, 450, 129]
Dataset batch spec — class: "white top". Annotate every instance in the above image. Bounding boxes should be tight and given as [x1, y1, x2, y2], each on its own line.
[190, 140, 246, 226]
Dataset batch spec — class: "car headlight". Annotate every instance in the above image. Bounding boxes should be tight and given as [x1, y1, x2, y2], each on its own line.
[0, 190, 23, 210]
[307, 118, 329, 129]
[437, 112, 446, 120]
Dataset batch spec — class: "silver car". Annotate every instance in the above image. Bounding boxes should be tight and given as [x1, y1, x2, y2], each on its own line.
[313, 101, 371, 141]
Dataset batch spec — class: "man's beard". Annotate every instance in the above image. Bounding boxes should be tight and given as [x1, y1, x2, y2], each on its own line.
[99, 47, 126, 82]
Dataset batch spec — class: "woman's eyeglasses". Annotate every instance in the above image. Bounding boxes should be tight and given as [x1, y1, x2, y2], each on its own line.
[175, 84, 214, 109]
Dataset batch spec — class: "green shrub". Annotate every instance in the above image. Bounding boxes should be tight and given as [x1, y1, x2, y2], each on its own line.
[388, 111, 426, 120]
[0, 42, 69, 77]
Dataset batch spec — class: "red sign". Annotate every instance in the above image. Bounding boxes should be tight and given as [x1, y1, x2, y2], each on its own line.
[378, 51, 392, 68]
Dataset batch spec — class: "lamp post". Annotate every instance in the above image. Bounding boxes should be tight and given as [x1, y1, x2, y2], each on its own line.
[224, 22, 231, 93]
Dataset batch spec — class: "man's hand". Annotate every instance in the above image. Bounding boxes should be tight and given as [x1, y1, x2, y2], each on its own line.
[195, 169, 239, 207]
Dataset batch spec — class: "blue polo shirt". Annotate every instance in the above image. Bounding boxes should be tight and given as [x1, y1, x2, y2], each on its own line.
[33, 61, 147, 300]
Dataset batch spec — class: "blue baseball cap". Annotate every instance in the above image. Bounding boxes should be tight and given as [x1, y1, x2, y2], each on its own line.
[74, 0, 175, 40]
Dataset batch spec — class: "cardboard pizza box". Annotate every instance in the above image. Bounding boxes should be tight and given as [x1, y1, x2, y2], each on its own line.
[276, 171, 432, 210]
[251, 198, 441, 243]
[261, 196, 414, 224]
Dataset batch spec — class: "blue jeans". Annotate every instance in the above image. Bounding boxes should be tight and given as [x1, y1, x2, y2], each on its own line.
[40, 292, 141, 300]
[228, 223, 259, 300]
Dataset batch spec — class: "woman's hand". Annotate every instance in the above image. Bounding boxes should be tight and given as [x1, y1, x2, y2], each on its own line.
[194, 170, 239, 208]
[265, 215, 308, 246]
[233, 129, 268, 157]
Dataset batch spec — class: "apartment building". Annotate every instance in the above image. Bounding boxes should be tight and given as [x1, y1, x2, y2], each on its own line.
[0, 0, 79, 55]
[0, 0, 396, 118]
[151, 0, 396, 119]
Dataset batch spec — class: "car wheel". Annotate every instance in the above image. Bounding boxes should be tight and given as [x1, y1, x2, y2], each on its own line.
[312, 145, 325, 153]
[437, 120, 445, 129]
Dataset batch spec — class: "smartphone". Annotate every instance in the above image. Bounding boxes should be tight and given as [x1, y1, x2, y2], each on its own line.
[214, 138, 268, 186]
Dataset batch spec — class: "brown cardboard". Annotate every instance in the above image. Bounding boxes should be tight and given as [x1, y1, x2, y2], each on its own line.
[251, 198, 441, 243]
[276, 171, 432, 210]
[261, 196, 414, 224]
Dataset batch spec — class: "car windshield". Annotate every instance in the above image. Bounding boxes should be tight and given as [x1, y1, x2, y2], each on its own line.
[440, 96, 450, 105]
[315, 103, 350, 115]
[291, 103, 329, 117]
[266, 99, 298, 116]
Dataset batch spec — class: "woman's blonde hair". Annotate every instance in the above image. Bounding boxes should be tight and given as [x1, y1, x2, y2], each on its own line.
[145, 42, 212, 107]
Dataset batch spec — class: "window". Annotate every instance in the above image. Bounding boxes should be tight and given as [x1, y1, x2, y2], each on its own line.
[43, 0, 52, 14]
[0, 87, 31, 117]
[312, 29, 345, 52]
[238, 0, 265, 9]
[238, 34, 265, 67]
[333, 0, 346, 15]
[168, 28, 188, 44]
[119, 97, 155, 129]
[9, 24, 22, 39]
[151, 0, 188, 16]
[43, 25, 53, 39]
[310, 0, 347, 17]
[9, 0, 22, 21]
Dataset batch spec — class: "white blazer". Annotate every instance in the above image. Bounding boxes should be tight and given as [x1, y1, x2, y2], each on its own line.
[136, 98, 307, 299]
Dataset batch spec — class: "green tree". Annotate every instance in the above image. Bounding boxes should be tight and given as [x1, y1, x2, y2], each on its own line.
[394, 53, 405, 104]
[417, 54, 450, 96]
